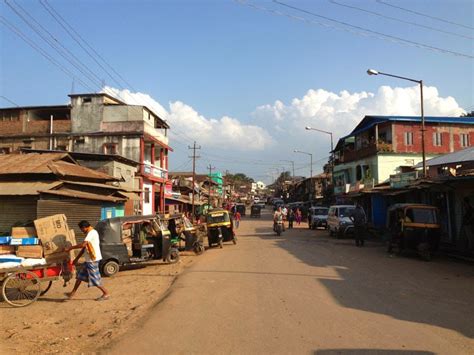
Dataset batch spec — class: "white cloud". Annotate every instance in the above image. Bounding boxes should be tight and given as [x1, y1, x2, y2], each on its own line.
[103, 86, 274, 151]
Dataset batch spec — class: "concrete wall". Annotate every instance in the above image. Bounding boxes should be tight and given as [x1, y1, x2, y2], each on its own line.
[76, 160, 138, 189]
[376, 153, 437, 183]
[73, 136, 141, 162]
[71, 96, 104, 133]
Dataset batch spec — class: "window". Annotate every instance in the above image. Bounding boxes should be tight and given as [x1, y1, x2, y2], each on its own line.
[460, 133, 470, 147]
[82, 97, 92, 104]
[103, 143, 118, 155]
[144, 188, 150, 203]
[404, 132, 413, 146]
[433, 132, 443, 146]
[1, 111, 19, 121]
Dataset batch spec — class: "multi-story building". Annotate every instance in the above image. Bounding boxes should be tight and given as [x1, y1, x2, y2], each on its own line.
[0, 93, 172, 214]
[333, 115, 474, 195]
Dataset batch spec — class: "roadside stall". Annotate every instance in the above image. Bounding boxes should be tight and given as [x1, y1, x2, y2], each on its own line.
[0, 215, 76, 307]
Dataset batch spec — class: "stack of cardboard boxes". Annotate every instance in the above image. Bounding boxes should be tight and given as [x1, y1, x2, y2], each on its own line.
[0, 214, 77, 263]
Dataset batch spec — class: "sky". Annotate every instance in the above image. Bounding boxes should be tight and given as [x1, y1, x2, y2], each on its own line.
[1, 0, 473, 183]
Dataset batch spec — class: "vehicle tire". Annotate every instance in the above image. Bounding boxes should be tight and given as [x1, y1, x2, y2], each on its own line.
[102, 260, 120, 277]
[2, 271, 41, 307]
[40, 281, 53, 296]
[166, 248, 180, 263]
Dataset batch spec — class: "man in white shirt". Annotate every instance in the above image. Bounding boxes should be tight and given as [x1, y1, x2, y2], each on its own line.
[65, 220, 109, 301]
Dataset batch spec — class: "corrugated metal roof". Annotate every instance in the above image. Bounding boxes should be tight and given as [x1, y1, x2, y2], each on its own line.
[0, 153, 73, 174]
[415, 146, 474, 168]
[49, 161, 116, 181]
[41, 189, 126, 202]
[0, 181, 62, 195]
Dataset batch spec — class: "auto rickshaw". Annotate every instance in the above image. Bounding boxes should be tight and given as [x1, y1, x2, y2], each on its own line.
[205, 209, 237, 248]
[164, 213, 205, 255]
[250, 204, 262, 218]
[386, 204, 441, 261]
[235, 203, 246, 216]
[95, 215, 179, 276]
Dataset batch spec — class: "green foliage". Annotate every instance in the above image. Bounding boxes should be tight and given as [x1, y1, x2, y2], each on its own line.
[461, 111, 474, 117]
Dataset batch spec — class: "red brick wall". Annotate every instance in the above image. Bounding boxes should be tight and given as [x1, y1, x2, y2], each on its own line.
[393, 122, 473, 154]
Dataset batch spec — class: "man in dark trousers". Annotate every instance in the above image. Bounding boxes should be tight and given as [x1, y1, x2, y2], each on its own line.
[350, 203, 367, 247]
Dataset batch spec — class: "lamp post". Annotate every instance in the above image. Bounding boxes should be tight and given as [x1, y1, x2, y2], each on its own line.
[294, 149, 313, 201]
[305, 126, 334, 184]
[367, 69, 426, 177]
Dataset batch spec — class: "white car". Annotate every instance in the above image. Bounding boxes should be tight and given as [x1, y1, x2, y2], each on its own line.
[308, 207, 329, 229]
[327, 205, 355, 238]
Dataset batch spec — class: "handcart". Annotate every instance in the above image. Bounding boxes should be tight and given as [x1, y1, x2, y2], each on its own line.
[0, 261, 74, 307]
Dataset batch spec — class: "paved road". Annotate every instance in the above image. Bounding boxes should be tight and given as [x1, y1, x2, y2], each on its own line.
[108, 209, 474, 354]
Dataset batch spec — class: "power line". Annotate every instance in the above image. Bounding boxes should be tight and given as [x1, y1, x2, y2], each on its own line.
[329, 0, 474, 40]
[39, 0, 136, 91]
[376, 0, 474, 31]
[235, 0, 474, 59]
[5, 0, 103, 91]
[0, 15, 96, 92]
[0, 95, 19, 107]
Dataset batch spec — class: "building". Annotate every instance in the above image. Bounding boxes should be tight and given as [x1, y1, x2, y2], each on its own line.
[0, 92, 172, 215]
[333, 115, 474, 196]
[0, 153, 128, 237]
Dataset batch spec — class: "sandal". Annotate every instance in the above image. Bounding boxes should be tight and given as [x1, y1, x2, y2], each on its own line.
[96, 295, 110, 301]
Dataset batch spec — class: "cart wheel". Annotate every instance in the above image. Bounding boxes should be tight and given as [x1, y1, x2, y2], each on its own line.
[40, 281, 53, 296]
[2, 271, 41, 307]
[232, 237, 237, 245]
[166, 248, 180, 264]
[102, 260, 120, 277]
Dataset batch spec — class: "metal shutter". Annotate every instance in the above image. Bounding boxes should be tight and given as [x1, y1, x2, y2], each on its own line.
[0, 197, 38, 234]
[37, 199, 102, 243]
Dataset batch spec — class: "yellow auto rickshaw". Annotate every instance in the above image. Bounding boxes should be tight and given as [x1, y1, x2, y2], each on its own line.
[387, 204, 441, 261]
[205, 209, 236, 248]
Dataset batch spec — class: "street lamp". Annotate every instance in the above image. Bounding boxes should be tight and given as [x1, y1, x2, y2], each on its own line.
[367, 68, 426, 176]
[305, 126, 334, 185]
[294, 149, 313, 201]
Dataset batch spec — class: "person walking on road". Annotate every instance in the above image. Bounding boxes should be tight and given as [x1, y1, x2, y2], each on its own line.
[234, 210, 242, 229]
[349, 204, 367, 247]
[64, 220, 110, 301]
[288, 209, 295, 229]
[295, 208, 302, 226]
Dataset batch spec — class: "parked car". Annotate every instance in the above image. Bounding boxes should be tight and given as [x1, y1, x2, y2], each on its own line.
[308, 207, 329, 229]
[327, 205, 356, 238]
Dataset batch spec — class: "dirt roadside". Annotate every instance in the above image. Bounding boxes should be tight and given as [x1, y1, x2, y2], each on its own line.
[0, 252, 198, 354]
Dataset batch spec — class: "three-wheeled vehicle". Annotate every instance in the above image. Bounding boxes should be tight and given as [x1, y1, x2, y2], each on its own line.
[235, 203, 246, 216]
[95, 215, 180, 277]
[386, 204, 441, 261]
[164, 213, 205, 255]
[206, 209, 237, 248]
[250, 204, 262, 218]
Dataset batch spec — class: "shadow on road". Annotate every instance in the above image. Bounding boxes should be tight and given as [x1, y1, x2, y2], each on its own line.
[315, 350, 435, 355]
[248, 209, 474, 338]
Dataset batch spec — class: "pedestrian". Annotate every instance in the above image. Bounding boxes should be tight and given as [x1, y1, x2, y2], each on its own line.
[349, 203, 367, 247]
[64, 220, 110, 301]
[234, 210, 241, 229]
[281, 206, 288, 231]
[295, 208, 302, 226]
[288, 209, 295, 229]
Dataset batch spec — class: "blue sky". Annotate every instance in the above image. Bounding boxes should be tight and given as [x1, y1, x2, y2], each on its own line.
[1, 0, 473, 182]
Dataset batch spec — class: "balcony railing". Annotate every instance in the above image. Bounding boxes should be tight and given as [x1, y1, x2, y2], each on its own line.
[143, 163, 168, 180]
[341, 141, 393, 163]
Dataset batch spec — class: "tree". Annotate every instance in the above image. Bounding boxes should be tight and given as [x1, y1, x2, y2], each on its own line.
[461, 111, 474, 117]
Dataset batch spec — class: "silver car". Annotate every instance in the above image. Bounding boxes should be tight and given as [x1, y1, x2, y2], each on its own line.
[308, 207, 329, 230]
[327, 205, 356, 238]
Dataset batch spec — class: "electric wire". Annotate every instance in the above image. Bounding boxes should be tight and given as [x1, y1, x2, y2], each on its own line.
[376, 0, 474, 31]
[0, 95, 20, 107]
[234, 0, 474, 59]
[0, 15, 96, 92]
[329, 0, 474, 40]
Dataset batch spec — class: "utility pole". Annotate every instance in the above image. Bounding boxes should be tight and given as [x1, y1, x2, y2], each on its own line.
[188, 141, 201, 220]
[207, 164, 215, 210]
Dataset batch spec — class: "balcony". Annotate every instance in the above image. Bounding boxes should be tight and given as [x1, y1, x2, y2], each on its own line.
[342, 141, 393, 163]
[142, 163, 168, 180]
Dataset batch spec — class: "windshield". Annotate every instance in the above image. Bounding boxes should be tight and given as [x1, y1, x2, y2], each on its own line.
[207, 212, 230, 224]
[339, 207, 355, 218]
[313, 208, 328, 216]
[406, 208, 437, 224]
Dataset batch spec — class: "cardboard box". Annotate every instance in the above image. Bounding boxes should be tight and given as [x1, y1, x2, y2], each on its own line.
[45, 251, 72, 264]
[0, 236, 11, 245]
[11, 227, 37, 238]
[0, 245, 15, 255]
[34, 214, 72, 256]
[10, 238, 39, 246]
[16, 245, 43, 258]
